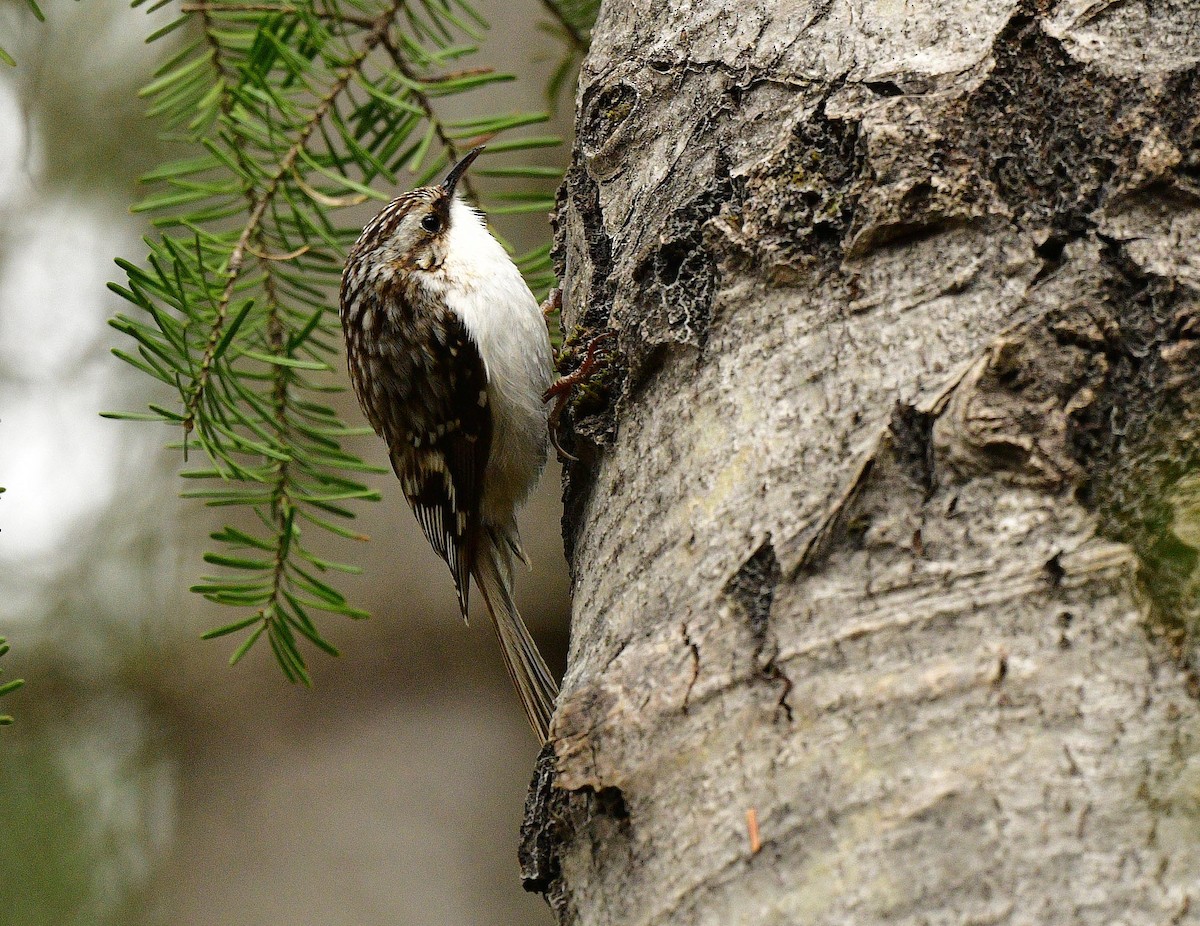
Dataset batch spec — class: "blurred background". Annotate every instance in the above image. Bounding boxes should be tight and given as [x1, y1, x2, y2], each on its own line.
[0, 2, 570, 923]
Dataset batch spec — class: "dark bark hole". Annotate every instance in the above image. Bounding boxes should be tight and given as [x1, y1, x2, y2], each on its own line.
[811, 222, 841, 246]
[865, 80, 903, 97]
[593, 786, 629, 820]
[889, 402, 937, 496]
[725, 538, 782, 645]
[873, 221, 951, 251]
[1044, 552, 1065, 586]
[1036, 236, 1066, 263]
[981, 438, 1032, 468]
[845, 514, 872, 548]
[655, 239, 691, 286]
[725, 539, 793, 721]
[995, 364, 1023, 388]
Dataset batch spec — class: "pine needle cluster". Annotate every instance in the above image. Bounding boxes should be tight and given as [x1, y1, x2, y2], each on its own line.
[0, 637, 22, 726]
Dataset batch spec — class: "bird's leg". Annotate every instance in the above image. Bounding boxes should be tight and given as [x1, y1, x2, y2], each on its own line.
[541, 286, 562, 323]
[542, 294, 615, 462]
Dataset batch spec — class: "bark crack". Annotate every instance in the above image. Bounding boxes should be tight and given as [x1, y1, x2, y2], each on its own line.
[680, 622, 701, 714]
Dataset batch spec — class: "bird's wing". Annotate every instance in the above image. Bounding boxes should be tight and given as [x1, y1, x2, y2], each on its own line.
[380, 311, 492, 620]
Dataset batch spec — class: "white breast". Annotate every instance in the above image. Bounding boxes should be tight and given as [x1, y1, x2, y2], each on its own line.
[439, 198, 554, 523]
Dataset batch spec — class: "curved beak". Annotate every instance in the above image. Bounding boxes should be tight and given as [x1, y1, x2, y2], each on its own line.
[442, 146, 485, 196]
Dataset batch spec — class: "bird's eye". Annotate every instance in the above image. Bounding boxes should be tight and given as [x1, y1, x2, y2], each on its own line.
[421, 213, 442, 233]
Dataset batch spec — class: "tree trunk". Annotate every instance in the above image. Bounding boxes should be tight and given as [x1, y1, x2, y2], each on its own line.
[522, 2, 1200, 923]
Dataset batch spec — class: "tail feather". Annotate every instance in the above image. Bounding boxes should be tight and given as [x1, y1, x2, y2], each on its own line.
[473, 533, 559, 742]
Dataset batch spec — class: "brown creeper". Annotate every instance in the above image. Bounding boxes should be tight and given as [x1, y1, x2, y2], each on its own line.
[339, 147, 558, 742]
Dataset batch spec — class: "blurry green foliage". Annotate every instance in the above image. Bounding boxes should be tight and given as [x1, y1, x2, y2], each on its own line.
[0, 636, 22, 726]
[0, 691, 173, 925]
[0, 743, 97, 918]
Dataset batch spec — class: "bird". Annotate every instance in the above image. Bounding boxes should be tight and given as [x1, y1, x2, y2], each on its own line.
[339, 146, 559, 742]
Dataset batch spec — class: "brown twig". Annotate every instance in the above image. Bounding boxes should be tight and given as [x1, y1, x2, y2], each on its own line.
[245, 242, 311, 261]
[180, 2, 376, 28]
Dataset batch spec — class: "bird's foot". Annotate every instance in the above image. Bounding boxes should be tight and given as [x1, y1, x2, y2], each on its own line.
[543, 329, 615, 462]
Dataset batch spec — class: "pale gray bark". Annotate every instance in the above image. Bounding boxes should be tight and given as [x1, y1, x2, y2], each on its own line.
[522, 2, 1200, 923]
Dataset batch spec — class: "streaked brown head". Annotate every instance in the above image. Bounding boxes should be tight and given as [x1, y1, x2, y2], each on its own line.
[341, 146, 484, 282]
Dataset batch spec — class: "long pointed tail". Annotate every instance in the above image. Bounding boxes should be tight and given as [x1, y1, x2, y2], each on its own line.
[473, 532, 559, 742]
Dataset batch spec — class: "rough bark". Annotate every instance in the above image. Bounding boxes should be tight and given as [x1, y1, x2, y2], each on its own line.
[522, 2, 1200, 923]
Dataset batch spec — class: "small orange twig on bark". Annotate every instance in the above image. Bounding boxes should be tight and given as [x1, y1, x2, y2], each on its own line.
[746, 808, 762, 855]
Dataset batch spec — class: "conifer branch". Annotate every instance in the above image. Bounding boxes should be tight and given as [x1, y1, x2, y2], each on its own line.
[185, 0, 402, 435]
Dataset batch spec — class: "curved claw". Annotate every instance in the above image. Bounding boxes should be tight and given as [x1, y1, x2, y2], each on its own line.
[547, 395, 578, 462]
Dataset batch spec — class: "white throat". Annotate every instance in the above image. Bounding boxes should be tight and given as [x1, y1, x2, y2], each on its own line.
[435, 197, 554, 520]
